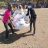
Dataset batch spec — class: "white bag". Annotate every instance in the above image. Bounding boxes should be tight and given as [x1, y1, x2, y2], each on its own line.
[12, 10, 30, 29]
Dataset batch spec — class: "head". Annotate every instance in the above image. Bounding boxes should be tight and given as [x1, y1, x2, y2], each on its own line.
[7, 3, 12, 11]
[12, 4, 17, 11]
[28, 2, 32, 5]
[27, 2, 32, 10]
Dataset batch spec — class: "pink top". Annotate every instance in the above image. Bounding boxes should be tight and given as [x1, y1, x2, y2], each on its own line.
[3, 9, 11, 24]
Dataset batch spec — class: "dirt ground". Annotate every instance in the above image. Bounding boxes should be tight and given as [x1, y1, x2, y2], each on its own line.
[0, 8, 48, 48]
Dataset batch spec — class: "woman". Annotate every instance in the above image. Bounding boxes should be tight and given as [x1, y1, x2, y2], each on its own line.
[3, 3, 14, 39]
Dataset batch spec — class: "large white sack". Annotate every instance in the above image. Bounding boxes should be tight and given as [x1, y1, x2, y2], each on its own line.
[12, 13, 30, 29]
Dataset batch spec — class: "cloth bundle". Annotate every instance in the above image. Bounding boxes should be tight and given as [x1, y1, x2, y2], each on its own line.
[12, 13, 30, 29]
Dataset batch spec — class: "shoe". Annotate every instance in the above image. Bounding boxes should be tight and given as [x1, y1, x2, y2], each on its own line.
[12, 31, 15, 34]
[12, 32, 16, 35]
[32, 32, 35, 36]
[28, 30, 31, 32]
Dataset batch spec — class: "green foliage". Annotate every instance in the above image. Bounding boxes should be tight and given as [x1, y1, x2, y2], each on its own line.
[0, 1, 6, 7]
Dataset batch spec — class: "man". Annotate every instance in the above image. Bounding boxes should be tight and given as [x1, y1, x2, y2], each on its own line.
[26, 3, 36, 35]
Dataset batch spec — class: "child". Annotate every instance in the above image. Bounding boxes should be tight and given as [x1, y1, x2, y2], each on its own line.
[2, 3, 14, 39]
[26, 3, 36, 35]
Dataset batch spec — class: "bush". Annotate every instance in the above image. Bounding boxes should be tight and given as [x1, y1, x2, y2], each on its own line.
[0, 1, 7, 8]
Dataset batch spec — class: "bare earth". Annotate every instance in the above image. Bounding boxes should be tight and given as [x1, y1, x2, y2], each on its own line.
[0, 8, 48, 48]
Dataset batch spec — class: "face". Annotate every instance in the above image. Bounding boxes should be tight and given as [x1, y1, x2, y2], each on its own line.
[7, 4, 12, 10]
[12, 5, 17, 11]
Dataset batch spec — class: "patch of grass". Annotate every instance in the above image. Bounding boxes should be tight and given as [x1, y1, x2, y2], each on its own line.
[0, 20, 5, 30]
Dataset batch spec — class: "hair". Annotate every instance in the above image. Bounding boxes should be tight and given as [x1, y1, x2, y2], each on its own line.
[7, 3, 12, 11]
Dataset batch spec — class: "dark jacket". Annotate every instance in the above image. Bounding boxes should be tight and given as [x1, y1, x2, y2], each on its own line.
[26, 8, 36, 20]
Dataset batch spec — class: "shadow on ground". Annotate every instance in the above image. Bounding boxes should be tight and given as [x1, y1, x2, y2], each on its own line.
[0, 29, 32, 44]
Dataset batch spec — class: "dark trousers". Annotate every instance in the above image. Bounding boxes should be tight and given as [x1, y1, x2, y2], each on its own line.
[4, 23, 14, 38]
[30, 18, 36, 34]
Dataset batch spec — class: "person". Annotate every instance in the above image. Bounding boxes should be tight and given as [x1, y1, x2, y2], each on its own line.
[26, 3, 37, 35]
[12, 5, 29, 29]
[2, 3, 14, 39]
[12, 4, 17, 14]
